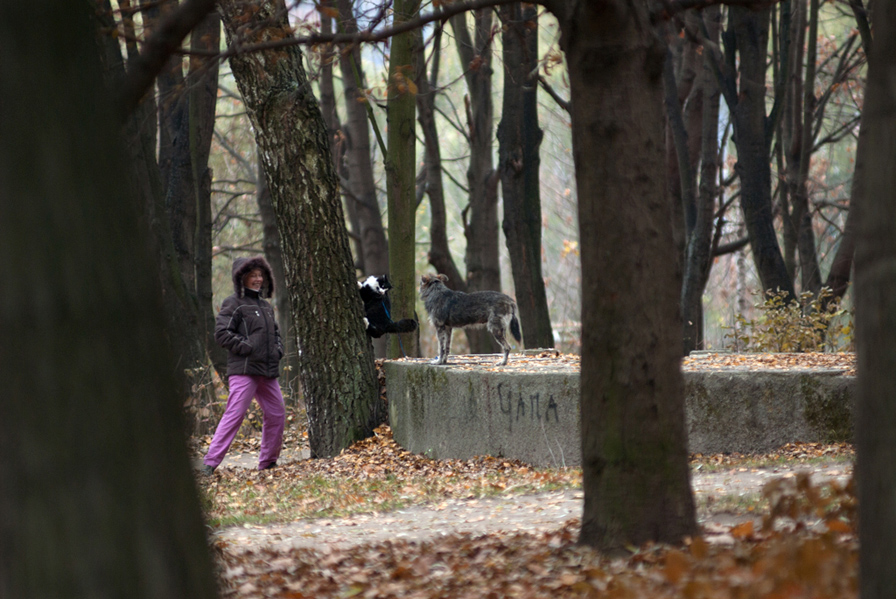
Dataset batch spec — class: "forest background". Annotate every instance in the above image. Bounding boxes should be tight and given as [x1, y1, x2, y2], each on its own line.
[162, 0, 863, 396]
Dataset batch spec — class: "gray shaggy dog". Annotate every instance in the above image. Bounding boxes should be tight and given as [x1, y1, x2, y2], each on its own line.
[419, 273, 522, 366]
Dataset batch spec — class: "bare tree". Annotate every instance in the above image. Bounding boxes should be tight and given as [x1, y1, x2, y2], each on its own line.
[451, 7, 503, 354]
[386, 0, 423, 359]
[498, 3, 554, 350]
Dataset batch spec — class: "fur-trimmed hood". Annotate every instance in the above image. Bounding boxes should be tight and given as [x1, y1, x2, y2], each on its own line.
[232, 256, 275, 298]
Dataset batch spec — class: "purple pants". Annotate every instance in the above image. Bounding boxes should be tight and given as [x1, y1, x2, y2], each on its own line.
[203, 375, 285, 470]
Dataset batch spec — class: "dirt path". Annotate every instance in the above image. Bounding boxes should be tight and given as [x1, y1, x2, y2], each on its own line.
[210, 460, 852, 552]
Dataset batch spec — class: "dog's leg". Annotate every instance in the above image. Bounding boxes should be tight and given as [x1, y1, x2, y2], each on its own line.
[488, 317, 512, 366]
[432, 325, 451, 365]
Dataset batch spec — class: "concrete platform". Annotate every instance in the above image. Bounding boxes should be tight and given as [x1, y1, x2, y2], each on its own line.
[385, 354, 855, 467]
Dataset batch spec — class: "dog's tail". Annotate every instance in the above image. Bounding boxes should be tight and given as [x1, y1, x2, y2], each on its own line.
[510, 310, 522, 343]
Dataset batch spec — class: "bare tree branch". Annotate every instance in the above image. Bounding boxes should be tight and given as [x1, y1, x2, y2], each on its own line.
[538, 75, 570, 112]
[217, 0, 521, 59]
[117, 0, 218, 118]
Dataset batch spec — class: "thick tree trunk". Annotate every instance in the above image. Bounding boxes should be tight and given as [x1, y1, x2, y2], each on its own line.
[0, 3, 217, 595]
[498, 4, 554, 349]
[852, 2, 896, 599]
[452, 9, 502, 355]
[728, 6, 796, 301]
[386, 0, 422, 359]
[855, 3, 896, 596]
[552, 0, 697, 551]
[219, 0, 380, 458]
[257, 157, 302, 406]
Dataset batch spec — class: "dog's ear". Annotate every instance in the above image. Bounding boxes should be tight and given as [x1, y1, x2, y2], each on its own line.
[437, 273, 448, 284]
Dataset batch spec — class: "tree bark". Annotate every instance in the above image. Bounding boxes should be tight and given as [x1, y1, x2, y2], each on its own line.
[452, 9, 502, 355]
[854, 3, 896, 596]
[551, 0, 698, 551]
[498, 3, 554, 349]
[680, 6, 722, 354]
[317, 2, 357, 269]
[335, 0, 390, 281]
[188, 11, 229, 381]
[728, 6, 796, 301]
[97, 0, 209, 380]
[783, 0, 822, 295]
[418, 27, 466, 289]
[0, 3, 217, 595]
[219, 0, 380, 458]
[386, 0, 422, 359]
[257, 156, 302, 406]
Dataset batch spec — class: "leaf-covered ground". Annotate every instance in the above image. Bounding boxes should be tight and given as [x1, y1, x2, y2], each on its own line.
[197, 424, 857, 598]
[198, 353, 858, 597]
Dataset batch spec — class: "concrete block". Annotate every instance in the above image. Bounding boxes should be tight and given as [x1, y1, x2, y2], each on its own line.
[386, 358, 580, 467]
[385, 357, 855, 466]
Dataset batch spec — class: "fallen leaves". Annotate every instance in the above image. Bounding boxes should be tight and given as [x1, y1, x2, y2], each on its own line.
[215, 509, 858, 599]
[683, 352, 856, 376]
[393, 351, 857, 376]
[198, 425, 582, 526]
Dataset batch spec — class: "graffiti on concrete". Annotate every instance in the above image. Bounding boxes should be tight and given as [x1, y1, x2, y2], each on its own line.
[497, 382, 560, 432]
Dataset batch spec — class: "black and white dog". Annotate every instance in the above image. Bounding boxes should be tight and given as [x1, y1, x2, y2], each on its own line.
[419, 273, 522, 366]
[358, 275, 418, 338]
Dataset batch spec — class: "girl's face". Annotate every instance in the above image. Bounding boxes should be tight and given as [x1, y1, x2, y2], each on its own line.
[243, 268, 264, 291]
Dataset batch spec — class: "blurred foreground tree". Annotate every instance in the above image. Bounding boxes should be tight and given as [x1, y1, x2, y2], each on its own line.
[96, 0, 228, 383]
[854, 1, 896, 597]
[0, 2, 217, 596]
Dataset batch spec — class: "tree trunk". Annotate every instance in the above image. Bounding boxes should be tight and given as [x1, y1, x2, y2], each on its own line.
[257, 156, 302, 406]
[219, 0, 380, 458]
[188, 11, 229, 381]
[335, 0, 395, 358]
[452, 9, 502, 355]
[823, 119, 862, 304]
[498, 4, 554, 350]
[317, 2, 357, 270]
[97, 0, 208, 380]
[854, 3, 896, 596]
[335, 0, 390, 280]
[386, 0, 422, 359]
[664, 18, 702, 262]
[728, 6, 796, 301]
[551, 0, 697, 551]
[680, 6, 722, 354]
[0, 3, 217, 595]
[418, 27, 466, 288]
[783, 0, 822, 295]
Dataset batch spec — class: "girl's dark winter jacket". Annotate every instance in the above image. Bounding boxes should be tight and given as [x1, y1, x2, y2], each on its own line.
[215, 256, 283, 378]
